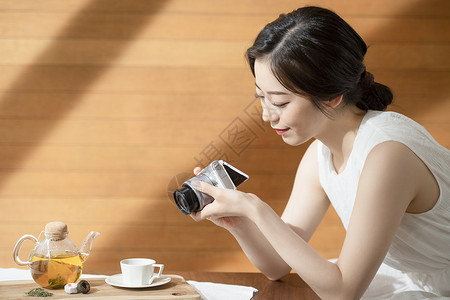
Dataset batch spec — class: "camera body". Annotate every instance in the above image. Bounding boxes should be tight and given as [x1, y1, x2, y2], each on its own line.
[173, 160, 249, 215]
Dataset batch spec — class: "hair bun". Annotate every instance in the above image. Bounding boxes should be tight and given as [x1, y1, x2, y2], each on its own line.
[359, 70, 375, 90]
[356, 71, 393, 111]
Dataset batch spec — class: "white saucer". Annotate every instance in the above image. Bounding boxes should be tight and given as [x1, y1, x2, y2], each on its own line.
[105, 274, 171, 288]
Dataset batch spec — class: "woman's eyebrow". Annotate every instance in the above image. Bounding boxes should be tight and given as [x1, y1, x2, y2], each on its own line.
[254, 82, 290, 95]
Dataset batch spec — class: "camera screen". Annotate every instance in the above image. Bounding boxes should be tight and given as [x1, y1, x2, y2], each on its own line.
[223, 164, 248, 187]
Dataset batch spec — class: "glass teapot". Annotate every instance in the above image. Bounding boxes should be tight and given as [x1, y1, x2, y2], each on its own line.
[13, 221, 99, 289]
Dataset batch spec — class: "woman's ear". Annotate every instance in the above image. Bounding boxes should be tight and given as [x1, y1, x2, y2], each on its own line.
[326, 95, 343, 108]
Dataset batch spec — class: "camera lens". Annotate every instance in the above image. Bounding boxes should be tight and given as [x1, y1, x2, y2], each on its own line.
[173, 185, 199, 215]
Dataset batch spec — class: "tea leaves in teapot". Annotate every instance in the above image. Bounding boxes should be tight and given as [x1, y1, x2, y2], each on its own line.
[25, 288, 53, 297]
[48, 275, 66, 289]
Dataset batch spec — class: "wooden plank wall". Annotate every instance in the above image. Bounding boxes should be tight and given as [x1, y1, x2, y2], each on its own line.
[1, 0, 449, 275]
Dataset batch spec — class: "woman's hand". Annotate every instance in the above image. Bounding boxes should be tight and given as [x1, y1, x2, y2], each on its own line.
[189, 167, 259, 230]
[189, 168, 293, 280]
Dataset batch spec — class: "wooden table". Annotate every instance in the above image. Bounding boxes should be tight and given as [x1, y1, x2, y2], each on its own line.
[0, 271, 320, 299]
[175, 272, 320, 299]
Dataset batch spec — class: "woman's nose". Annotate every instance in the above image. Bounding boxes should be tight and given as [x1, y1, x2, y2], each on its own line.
[262, 103, 280, 123]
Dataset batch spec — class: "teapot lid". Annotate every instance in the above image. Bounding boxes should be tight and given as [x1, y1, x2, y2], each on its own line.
[44, 221, 68, 240]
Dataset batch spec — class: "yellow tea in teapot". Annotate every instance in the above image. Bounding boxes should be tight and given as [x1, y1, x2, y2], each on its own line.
[30, 254, 83, 289]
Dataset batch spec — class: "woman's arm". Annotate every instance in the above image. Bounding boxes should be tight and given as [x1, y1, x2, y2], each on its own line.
[233, 141, 330, 280]
[281, 141, 331, 243]
[227, 217, 292, 280]
[192, 141, 330, 280]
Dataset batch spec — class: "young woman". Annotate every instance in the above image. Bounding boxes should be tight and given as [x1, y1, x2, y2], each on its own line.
[190, 6, 450, 299]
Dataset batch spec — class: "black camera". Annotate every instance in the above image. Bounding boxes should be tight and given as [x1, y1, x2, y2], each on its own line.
[173, 160, 249, 215]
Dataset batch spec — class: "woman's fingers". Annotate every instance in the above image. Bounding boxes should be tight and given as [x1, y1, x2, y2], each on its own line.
[193, 167, 202, 175]
[189, 181, 222, 220]
[190, 203, 215, 221]
[190, 211, 202, 222]
[191, 180, 218, 197]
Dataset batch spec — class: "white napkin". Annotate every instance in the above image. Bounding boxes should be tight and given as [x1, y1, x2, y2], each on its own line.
[188, 280, 258, 300]
[0, 268, 32, 281]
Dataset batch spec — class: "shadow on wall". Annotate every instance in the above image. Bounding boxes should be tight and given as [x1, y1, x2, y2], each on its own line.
[0, 0, 168, 188]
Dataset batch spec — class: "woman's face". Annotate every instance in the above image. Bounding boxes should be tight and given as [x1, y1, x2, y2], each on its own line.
[254, 58, 327, 146]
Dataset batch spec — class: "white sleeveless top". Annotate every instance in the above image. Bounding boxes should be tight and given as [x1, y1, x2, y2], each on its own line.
[317, 111, 450, 298]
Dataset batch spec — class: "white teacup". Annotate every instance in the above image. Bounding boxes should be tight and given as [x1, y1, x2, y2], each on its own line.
[120, 258, 164, 286]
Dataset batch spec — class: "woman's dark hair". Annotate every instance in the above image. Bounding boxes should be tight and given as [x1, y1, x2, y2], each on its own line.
[246, 6, 393, 113]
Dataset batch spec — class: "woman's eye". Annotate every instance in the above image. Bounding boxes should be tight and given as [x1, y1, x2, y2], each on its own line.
[255, 93, 264, 100]
[255, 93, 288, 107]
[271, 102, 288, 108]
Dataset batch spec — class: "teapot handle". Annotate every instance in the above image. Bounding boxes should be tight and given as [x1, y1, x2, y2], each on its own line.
[13, 234, 38, 266]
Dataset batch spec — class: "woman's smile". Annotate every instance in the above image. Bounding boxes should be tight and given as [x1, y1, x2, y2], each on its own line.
[273, 128, 290, 135]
